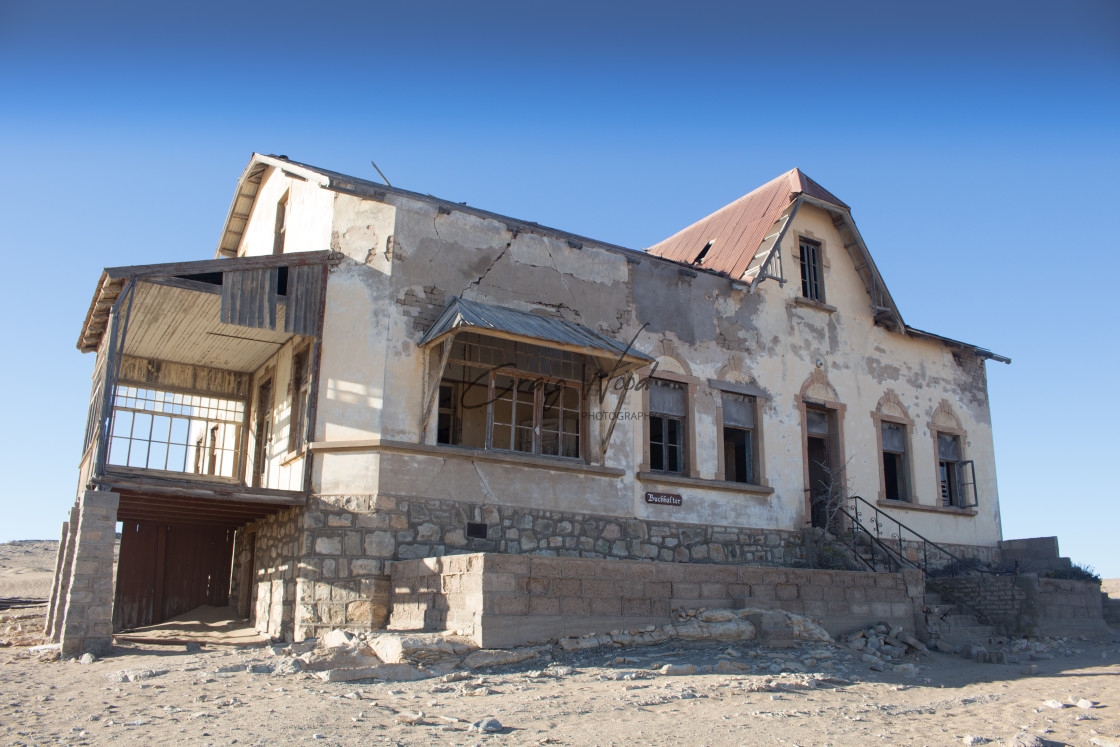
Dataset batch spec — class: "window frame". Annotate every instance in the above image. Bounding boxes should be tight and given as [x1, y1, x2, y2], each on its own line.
[871, 406, 915, 504]
[716, 389, 763, 487]
[641, 371, 698, 478]
[798, 237, 825, 303]
[287, 346, 311, 454]
[932, 429, 975, 508]
[434, 333, 585, 461]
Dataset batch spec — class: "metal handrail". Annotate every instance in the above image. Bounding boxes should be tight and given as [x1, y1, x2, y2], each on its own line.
[847, 495, 1002, 575]
[833, 504, 911, 573]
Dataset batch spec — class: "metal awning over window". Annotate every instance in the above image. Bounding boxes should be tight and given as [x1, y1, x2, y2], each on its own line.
[419, 297, 653, 373]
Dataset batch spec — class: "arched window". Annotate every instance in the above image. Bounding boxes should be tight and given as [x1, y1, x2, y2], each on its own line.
[872, 391, 914, 503]
[930, 403, 975, 508]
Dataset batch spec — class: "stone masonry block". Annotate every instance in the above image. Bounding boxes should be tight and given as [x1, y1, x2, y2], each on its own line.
[672, 582, 700, 599]
[582, 579, 615, 598]
[529, 596, 560, 615]
[560, 596, 591, 616]
[622, 597, 651, 616]
[590, 597, 621, 616]
[776, 584, 799, 601]
[700, 582, 728, 599]
[491, 594, 529, 616]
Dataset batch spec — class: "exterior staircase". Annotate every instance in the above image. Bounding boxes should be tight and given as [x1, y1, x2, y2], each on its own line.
[920, 588, 996, 654]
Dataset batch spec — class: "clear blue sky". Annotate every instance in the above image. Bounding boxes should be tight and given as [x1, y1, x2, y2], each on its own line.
[1, 1, 1117, 576]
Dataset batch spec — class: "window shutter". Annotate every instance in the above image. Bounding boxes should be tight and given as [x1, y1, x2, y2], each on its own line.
[956, 460, 978, 507]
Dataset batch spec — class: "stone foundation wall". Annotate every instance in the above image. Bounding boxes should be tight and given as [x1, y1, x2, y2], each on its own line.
[294, 493, 809, 640]
[305, 493, 806, 564]
[292, 495, 393, 640]
[254, 492, 1014, 643]
[897, 539, 1001, 571]
[389, 552, 925, 648]
[240, 506, 302, 640]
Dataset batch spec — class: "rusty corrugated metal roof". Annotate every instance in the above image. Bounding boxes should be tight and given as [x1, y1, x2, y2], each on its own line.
[419, 297, 654, 364]
[645, 168, 848, 279]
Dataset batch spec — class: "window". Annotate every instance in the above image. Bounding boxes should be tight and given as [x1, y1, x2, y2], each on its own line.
[288, 349, 311, 453]
[107, 385, 246, 478]
[799, 238, 824, 302]
[721, 392, 756, 484]
[435, 333, 583, 459]
[649, 380, 687, 473]
[273, 191, 289, 255]
[880, 421, 909, 501]
[937, 433, 965, 507]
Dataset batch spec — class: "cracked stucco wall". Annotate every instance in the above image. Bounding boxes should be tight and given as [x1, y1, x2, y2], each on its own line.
[254, 174, 1001, 549]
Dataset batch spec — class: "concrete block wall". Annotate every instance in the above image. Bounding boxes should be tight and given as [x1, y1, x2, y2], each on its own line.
[387, 553, 482, 634]
[1037, 578, 1109, 635]
[389, 552, 924, 648]
[58, 491, 119, 656]
[43, 506, 79, 642]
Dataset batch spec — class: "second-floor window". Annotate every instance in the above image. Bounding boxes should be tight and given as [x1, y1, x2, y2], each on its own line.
[799, 238, 824, 302]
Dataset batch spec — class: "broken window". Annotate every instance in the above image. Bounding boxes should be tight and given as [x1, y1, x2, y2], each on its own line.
[436, 333, 583, 459]
[721, 392, 756, 484]
[799, 238, 825, 302]
[880, 421, 909, 501]
[649, 380, 687, 474]
[935, 432, 979, 508]
[107, 386, 245, 478]
[288, 348, 311, 453]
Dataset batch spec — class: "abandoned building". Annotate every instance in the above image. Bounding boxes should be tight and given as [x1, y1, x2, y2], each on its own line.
[48, 151, 1103, 656]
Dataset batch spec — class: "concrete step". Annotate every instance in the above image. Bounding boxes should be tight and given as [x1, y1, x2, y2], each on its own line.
[943, 614, 983, 626]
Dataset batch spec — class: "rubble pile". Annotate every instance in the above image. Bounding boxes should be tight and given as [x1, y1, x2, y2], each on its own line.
[843, 622, 928, 675]
[260, 606, 834, 682]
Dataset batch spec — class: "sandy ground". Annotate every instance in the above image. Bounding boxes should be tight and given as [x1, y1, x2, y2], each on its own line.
[2, 541, 1117, 746]
[0, 604, 1117, 747]
[0, 541, 58, 602]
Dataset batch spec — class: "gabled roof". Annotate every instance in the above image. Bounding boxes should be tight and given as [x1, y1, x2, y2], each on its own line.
[215, 153, 642, 261]
[210, 154, 1007, 363]
[645, 168, 846, 278]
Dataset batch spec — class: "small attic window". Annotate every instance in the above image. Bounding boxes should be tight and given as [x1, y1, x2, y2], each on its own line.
[694, 240, 714, 265]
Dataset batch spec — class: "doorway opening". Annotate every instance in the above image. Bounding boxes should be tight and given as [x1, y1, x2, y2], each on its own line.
[805, 406, 843, 532]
